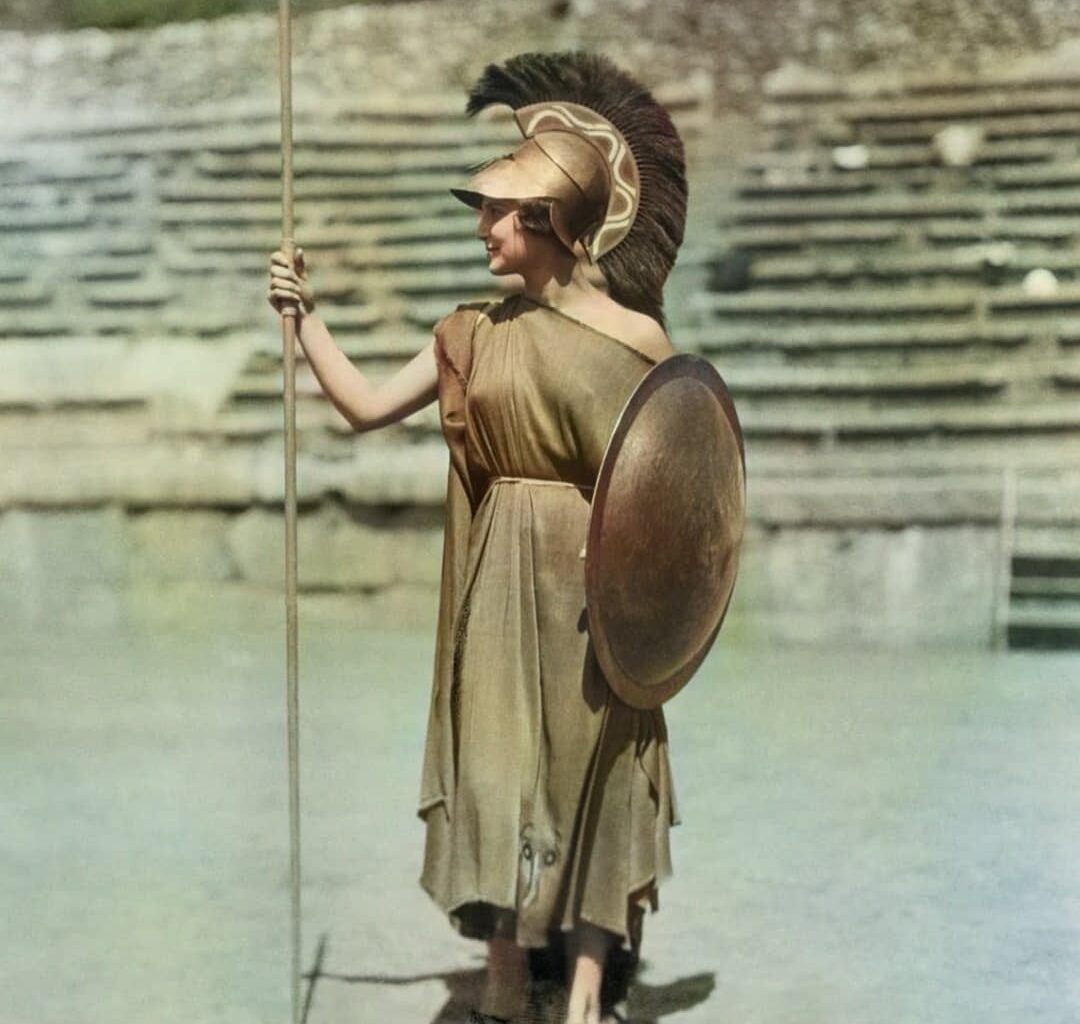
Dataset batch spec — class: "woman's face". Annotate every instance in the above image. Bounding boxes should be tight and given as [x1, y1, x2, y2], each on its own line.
[475, 198, 531, 276]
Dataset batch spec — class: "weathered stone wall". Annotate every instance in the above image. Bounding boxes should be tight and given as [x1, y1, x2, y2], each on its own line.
[2, 0, 1080, 117]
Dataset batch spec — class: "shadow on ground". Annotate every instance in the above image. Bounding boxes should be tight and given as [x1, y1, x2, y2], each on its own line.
[303, 934, 714, 1023]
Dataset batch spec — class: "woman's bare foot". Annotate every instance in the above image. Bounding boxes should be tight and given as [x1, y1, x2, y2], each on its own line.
[566, 923, 611, 1024]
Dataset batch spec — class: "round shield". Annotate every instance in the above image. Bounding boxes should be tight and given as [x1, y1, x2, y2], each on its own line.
[585, 354, 746, 710]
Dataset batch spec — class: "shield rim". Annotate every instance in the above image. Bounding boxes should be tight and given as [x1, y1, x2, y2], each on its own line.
[585, 353, 746, 710]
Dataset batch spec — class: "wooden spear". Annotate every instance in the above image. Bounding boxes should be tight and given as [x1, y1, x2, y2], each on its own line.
[276, 1, 302, 1022]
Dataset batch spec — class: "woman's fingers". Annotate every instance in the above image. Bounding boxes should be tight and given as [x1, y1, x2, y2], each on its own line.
[270, 249, 307, 273]
[267, 248, 313, 314]
[270, 266, 299, 285]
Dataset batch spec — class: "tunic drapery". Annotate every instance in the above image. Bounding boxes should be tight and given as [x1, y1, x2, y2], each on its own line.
[418, 294, 678, 950]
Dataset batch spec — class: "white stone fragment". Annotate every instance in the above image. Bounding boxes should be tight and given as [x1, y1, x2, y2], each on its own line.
[933, 124, 985, 167]
[1022, 268, 1060, 298]
[981, 242, 1017, 268]
[832, 143, 870, 171]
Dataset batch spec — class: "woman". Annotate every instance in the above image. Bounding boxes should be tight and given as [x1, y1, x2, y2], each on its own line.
[269, 52, 688, 1024]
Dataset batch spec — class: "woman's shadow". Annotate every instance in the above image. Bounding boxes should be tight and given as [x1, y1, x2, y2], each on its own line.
[302, 934, 716, 1024]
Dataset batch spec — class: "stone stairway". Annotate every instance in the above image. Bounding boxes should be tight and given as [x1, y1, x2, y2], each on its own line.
[1008, 551, 1080, 648]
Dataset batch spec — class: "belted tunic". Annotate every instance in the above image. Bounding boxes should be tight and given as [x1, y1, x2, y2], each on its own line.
[418, 294, 678, 949]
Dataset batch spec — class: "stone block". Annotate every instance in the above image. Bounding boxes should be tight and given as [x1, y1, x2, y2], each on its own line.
[84, 280, 173, 309]
[367, 215, 476, 244]
[762, 63, 843, 100]
[35, 155, 130, 185]
[351, 265, 492, 296]
[316, 195, 454, 226]
[735, 193, 984, 224]
[748, 247, 1077, 288]
[726, 222, 904, 250]
[1003, 188, 1080, 215]
[195, 143, 497, 180]
[128, 509, 235, 582]
[993, 160, 1080, 189]
[682, 321, 1031, 354]
[734, 523, 999, 647]
[989, 283, 1080, 315]
[748, 475, 1005, 527]
[0, 506, 130, 626]
[723, 363, 1005, 399]
[982, 215, 1080, 242]
[328, 442, 448, 506]
[0, 338, 131, 407]
[342, 239, 479, 270]
[738, 175, 873, 200]
[0, 280, 50, 307]
[1014, 525, 1080, 555]
[227, 505, 443, 590]
[859, 111, 1080, 145]
[699, 286, 976, 320]
[158, 202, 282, 228]
[75, 256, 146, 282]
[0, 206, 93, 231]
[834, 87, 1080, 127]
[293, 120, 516, 151]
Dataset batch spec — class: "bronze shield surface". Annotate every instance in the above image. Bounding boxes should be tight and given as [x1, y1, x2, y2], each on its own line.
[585, 354, 746, 709]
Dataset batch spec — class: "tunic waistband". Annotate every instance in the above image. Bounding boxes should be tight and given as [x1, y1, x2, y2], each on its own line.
[490, 475, 594, 495]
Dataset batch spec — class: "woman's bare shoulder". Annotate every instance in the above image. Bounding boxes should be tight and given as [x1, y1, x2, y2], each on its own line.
[615, 307, 675, 363]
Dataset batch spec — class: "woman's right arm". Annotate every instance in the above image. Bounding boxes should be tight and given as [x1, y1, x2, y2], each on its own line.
[269, 249, 438, 433]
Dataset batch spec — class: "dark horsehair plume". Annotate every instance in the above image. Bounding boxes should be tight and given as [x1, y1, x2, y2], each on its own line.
[464, 51, 688, 327]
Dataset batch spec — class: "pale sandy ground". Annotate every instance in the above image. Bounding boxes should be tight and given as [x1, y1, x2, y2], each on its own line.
[3, 591, 1080, 1024]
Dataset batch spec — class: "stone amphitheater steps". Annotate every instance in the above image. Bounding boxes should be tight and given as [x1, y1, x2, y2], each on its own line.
[2, 64, 1079, 636]
[157, 196, 455, 228]
[0, 436, 451, 508]
[1010, 577, 1080, 599]
[741, 139, 1064, 175]
[174, 215, 479, 254]
[733, 193, 988, 224]
[159, 173, 471, 202]
[695, 287, 980, 319]
[744, 442, 1080, 476]
[766, 87, 1080, 124]
[194, 144, 503, 179]
[731, 401, 1080, 442]
[683, 320, 1068, 357]
[785, 111, 1080, 148]
[725, 217, 1080, 250]
[1007, 599, 1080, 649]
[195, 388, 1080, 446]
[721, 364, 1008, 398]
[743, 248, 1079, 288]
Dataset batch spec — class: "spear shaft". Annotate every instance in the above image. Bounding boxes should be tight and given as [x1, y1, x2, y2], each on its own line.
[277, 1, 302, 1021]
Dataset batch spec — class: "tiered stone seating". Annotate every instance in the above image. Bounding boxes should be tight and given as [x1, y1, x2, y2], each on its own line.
[0, 84, 707, 515]
[6, 59, 1080, 641]
[704, 63, 1080, 646]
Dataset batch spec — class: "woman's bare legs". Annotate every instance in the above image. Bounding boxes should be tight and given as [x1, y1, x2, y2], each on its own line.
[479, 937, 529, 1021]
[566, 923, 611, 1024]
